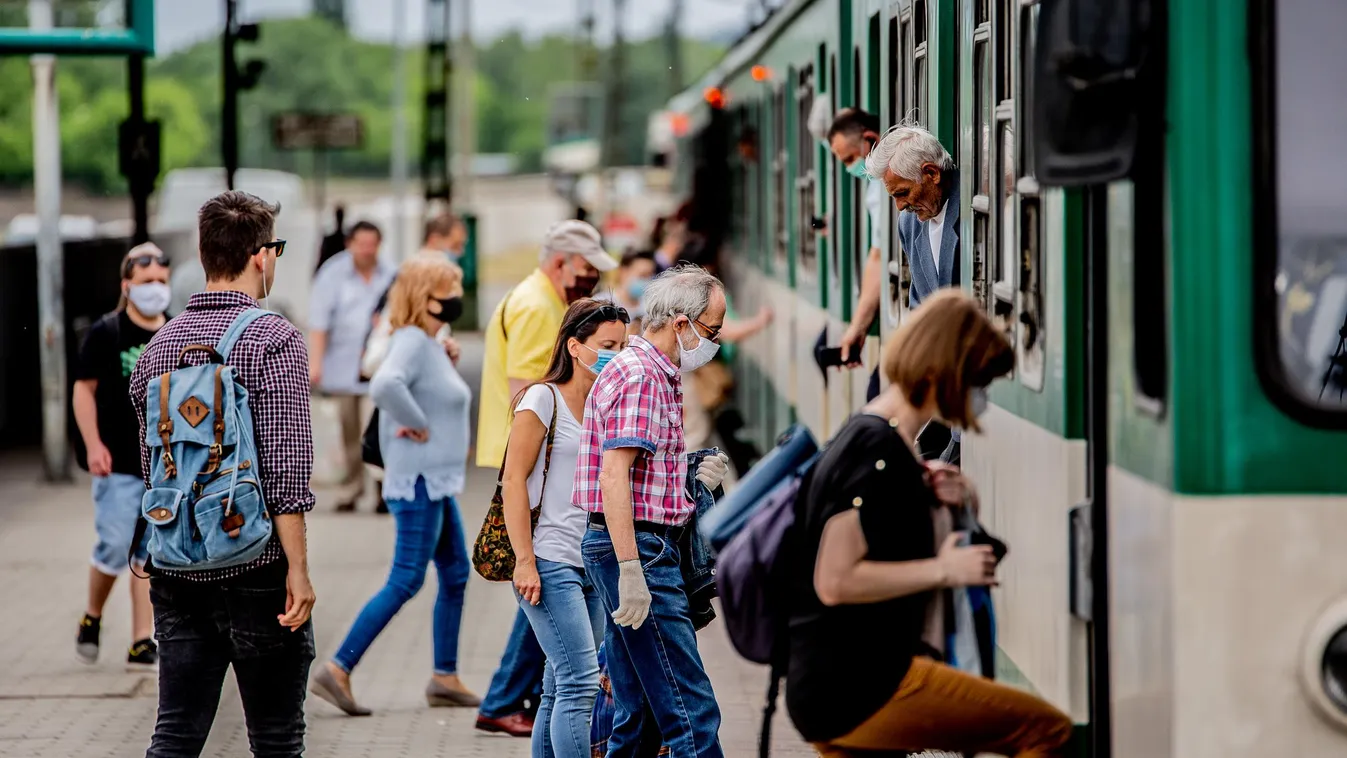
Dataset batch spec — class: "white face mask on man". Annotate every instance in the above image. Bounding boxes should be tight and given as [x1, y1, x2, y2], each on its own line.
[676, 315, 720, 373]
[127, 282, 171, 317]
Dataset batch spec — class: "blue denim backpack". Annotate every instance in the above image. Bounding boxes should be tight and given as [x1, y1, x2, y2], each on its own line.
[135, 308, 274, 572]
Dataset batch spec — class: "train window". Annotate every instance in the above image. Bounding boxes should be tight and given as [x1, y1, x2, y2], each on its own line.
[852, 47, 866, 298]
[795, 65, 818, 278]
[913, 0, 928, 122]
[1017, 1, 1045, 392]
[1253, 0, 1347, 421]
[990, 0, 1015, 331]
[971, 28, 992, 309]
[829, 53, 839, 286]
[887, 12, 912, 320]
[773, 86, 788, 275]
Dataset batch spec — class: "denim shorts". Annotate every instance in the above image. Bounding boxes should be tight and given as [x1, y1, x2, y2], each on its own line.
[91, 473, 149, 575]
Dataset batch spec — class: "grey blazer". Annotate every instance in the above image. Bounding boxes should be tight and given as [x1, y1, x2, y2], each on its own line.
[897, 168, 961, 309]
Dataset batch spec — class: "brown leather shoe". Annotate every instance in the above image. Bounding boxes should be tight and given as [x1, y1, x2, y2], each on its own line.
[474, 711, 534, 737]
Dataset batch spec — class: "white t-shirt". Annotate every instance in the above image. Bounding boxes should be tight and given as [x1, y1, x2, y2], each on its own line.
[514, 383, 585, 567]
[928, 200, 950, 276]
[865, 179, 884, 249]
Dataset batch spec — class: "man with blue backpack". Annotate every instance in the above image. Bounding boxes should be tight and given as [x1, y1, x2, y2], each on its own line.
[128, 190, 318, 758]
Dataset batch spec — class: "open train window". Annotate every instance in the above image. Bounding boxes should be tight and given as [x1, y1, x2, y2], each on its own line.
[795, 65, 818, 279]
[1017, 1, 1045, 392]
[990, 0, 1016, 341]
[913, 0, 928, 123]
[829, 52, 839, 287]
[1252, 0, 1347, 423]
[852, 47, 867, 298]
[886, 9, 913, 321]
[971, 22, 992, 310]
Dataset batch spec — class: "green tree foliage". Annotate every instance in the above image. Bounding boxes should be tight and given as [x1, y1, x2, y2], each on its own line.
[0, 16, 724, 193]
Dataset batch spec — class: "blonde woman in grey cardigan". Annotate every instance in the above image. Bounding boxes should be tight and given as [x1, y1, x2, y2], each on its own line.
[312, 256, 479, 716]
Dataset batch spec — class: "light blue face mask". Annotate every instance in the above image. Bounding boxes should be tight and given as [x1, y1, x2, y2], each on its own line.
[627, 277, 650, 301]
[584, 346, 620, 375]
[846, 160, 870, 180]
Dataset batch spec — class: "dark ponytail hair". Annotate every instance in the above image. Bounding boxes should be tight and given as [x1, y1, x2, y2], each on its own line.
[511, 298, 623, 410]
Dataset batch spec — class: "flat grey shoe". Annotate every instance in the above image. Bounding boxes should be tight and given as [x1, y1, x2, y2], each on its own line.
[310, 666, 372, 716]
[425, 678, 482, 708]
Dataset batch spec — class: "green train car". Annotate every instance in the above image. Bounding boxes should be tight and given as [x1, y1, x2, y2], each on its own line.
[661, 0, 1347, 755]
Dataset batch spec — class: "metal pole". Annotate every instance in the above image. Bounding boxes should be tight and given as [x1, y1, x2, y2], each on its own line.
[30, 0, 68, 481]
[223, 0, 238, 190]
[128, 54, 150, 244]
[456, 0, 475, 207]
[666, 0, 684, 99]
[390, 0, 409, 260]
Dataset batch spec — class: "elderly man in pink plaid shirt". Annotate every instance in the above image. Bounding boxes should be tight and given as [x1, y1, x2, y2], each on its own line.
[574, 264, 731, 757]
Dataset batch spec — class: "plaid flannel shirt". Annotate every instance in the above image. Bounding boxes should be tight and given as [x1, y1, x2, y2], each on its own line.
[129, 291, 315, 582]
[573, 336, 691, 526]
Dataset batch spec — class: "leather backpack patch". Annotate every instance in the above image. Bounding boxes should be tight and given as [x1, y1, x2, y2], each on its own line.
[178, 396, 210, 428]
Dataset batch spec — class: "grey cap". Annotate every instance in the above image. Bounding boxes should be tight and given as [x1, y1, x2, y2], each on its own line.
[542, 219, 617, 272]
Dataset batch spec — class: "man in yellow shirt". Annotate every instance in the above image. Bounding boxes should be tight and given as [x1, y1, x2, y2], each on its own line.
[477, 219, 614, 468]
[474, 219, 615, 737]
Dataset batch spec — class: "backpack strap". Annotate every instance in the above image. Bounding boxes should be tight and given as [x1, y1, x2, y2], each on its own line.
[498, 287, 516, 342]
[216, 308, 274, 362]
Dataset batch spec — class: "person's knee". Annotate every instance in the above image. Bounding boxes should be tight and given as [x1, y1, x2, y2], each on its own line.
[435, 558, 469, 592]
[385, 568, 426, 603]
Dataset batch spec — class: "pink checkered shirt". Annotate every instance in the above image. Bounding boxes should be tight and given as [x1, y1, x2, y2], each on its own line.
[573, 336, 691, 526]
[129, 291, 315, 582]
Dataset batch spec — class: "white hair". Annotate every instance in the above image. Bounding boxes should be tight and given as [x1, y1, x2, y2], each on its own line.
[865, 123, 955, 182]
[642, 264, 723, 331]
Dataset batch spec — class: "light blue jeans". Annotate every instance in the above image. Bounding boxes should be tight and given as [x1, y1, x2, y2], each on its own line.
[516, 559, 605, 758]
[333, 478, 469, 675]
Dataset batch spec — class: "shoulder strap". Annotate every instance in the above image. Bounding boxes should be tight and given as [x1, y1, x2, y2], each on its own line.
[216, 308, 274, 361]
[498, 287, 516, 342]
[536, 384, 561, 507]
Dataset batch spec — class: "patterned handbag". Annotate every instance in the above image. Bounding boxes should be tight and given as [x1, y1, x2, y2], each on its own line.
[472, 384, 559, 581]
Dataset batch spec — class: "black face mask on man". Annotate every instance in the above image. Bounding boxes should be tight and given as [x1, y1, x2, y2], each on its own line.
[566, 275, 601, 304]
[430, 296, 463, 324]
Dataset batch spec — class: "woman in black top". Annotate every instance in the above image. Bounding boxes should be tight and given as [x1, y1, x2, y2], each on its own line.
[785, 290, 1072, 757]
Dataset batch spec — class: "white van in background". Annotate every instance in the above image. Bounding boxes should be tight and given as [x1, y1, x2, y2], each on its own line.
[154, 168, 315, 327]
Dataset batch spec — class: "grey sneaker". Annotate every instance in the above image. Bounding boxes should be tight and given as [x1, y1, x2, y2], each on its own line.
[76, 614, 100, 664]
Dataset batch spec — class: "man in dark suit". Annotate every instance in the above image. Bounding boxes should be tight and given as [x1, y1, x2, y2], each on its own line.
[866, 124, 962, 462]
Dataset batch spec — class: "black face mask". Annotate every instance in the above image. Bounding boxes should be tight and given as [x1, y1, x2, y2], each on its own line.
[430, 296, 463, 323]
[566, 276, 601, 304]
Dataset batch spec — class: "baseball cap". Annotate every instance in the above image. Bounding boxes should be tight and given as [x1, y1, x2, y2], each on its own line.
[543, 220, 617, 272]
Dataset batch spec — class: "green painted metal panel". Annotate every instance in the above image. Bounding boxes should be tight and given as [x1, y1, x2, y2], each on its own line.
[0, 0, 156, 56]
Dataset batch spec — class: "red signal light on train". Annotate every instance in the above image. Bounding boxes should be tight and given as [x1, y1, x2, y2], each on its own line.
[704, 86, 726, 109]
[671, 113, 690, 136]
[751, 65, 771, 82]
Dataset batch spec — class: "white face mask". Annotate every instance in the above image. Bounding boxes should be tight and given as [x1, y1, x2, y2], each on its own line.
[970, 387, 989, 420]
[127, 282, 171, 317]
[676, 317, 720, 373]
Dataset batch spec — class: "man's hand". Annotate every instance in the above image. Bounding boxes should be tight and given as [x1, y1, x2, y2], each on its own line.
[309, 363, 323, 387]
[838, 321, 868, 366]
[86, 440, 113, 477]
[612, 559, 652, 629]
[278, 566, 316, 631]
[695, 451, 730, 490]
[442, 336, 462, 365]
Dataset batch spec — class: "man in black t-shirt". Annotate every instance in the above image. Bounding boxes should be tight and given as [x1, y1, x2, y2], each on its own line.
[72, 243, 171, 668]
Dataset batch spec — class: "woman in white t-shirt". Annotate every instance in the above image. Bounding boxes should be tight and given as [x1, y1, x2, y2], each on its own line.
[501, 298, 630, 758]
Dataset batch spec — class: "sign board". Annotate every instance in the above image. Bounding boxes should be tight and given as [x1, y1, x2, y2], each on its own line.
[0, 0, 156, 56]
[270, 113, 364, 151]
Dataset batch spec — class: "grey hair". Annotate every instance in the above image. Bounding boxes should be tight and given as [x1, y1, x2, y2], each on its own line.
[642, 264, 724, 331]
[864, 122, 955, 182]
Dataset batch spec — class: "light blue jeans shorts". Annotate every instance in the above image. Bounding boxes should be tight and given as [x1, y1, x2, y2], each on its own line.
[91, 473, 149, 575]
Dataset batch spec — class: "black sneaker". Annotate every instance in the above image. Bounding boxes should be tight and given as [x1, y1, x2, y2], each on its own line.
[76, 614, 100, 664]
[127, 638, 158, 668]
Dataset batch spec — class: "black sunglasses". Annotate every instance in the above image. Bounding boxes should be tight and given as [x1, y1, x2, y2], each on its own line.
[257, 239, 287, 258]
[579, 303, 631, 328]
[123, 253, 171, 277]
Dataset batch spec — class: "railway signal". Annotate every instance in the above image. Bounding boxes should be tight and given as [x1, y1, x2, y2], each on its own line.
[223, 0, 266, 190]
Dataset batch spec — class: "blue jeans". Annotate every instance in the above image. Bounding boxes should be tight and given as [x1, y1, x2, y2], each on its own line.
[91, 473, 149, 574]
[516, 560, 605, 758]
[582, 524, 723, 758]
[332, 478, 469, 675]
[146, 562, 313, 757]
[479, 607, 547, 718]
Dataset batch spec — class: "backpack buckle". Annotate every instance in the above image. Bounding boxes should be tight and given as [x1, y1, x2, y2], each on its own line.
[159, 450, 177, 479]
[202, 443, 224, 475]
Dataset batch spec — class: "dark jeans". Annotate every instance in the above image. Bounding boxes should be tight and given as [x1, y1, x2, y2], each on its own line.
[479, 605, 547, 718]
[145, 562, 315, 758]
[582, 523, 723, 758]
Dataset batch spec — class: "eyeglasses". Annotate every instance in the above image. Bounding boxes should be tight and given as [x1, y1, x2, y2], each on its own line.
[122, 253, 170, 277]
[257, 239, 287, 258]
[692, 316, 722, 343]
[578, 303, 631, 328]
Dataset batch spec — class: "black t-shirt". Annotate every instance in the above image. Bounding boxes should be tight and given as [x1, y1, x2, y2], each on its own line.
[785, 413, 938, 742]
[75, 310, 162, 477]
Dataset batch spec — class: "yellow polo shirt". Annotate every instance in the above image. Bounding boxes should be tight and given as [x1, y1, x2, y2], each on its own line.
[476, 268, 567, 468]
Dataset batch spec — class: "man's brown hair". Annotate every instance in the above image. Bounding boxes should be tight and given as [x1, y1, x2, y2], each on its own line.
[423, 212, 464, 243]
[197, 191, 280, 281]
[881, 289, 1014, 432]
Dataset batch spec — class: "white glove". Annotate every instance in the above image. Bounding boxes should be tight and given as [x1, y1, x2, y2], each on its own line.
[612, 559, 652, 630]
[695, 451, 730, 491]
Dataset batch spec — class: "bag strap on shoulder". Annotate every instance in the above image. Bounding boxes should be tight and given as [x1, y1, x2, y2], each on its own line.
[536, 384, 560, 507]
[498, 287, 516, 342]
[216, 308, 274, 362]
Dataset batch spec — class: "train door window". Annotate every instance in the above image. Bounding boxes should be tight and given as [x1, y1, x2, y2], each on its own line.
[887, 8, 913, 319]
[773, 85, 788, 275]
[1253, 0, 1347, 420]
[990, 0, 1016, 342]
[1016, 0, 1045, 391]
[853, 47, 867, 298]
[971, 15, 992, 310]
[913, 0, 928, 123]
[795, 66, 818, 279]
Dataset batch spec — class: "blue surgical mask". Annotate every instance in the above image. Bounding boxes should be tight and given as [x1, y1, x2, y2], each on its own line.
[846, 160, 870, 180]
[627, 277, 650, 301]
[583, 346, 619, 375]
